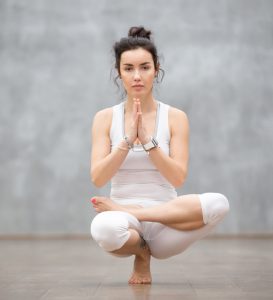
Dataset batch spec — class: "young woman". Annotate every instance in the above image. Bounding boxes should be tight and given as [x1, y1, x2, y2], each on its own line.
[90, 26, 230, 284]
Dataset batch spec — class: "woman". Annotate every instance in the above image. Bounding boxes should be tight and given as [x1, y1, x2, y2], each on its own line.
[90, 26, 230, 284]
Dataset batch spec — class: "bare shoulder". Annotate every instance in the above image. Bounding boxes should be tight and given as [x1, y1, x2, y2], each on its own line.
[93, 107, 113, 122]
[169, 106, 189, 131]
[92, 107, 113, 130]
[169, 106, 188, 119]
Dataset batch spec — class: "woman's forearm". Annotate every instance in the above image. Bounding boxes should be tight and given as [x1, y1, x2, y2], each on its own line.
[91, 141, 187, 188]
[148, 147, 187, 188]
[91, 140, 130, 187]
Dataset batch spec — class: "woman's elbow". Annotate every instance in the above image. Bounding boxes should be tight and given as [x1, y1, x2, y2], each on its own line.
[172, 178, 185, 188]
[172, 170, 187, 188]
[90, 172, 106, 188]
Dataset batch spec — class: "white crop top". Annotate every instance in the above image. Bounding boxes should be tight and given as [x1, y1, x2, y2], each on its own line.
[110, 100, 177, 207]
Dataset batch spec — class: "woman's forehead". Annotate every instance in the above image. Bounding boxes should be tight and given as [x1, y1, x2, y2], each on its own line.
[120, 48, 153, 64]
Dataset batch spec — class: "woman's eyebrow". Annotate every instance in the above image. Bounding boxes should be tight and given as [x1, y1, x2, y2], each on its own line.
[140, 62, 151, 66]
[122, 62, 152, 66]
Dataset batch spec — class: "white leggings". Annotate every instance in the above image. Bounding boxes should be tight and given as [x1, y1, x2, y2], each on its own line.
[90, 193, 229, 259]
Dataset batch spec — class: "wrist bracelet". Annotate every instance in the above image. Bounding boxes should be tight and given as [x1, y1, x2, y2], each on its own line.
[123, 136, 133, 149]
[117, 145, 129, 151]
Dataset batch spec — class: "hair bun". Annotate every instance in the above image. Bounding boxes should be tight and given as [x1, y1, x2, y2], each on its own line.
[128, 26, 151, 40]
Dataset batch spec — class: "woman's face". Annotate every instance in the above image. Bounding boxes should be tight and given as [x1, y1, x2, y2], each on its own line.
[119, 48, 157, 98]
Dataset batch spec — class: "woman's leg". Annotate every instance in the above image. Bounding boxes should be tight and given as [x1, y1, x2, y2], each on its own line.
[142, 193, 230, 259]
[92, 193, 229, 231]
[145, 221, 220, 259]
[90, 211, 152, 284]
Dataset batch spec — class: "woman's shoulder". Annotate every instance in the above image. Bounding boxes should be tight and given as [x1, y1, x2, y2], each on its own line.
[167, 104, 188, 122]
[94, 106, 113, 119]
[165, 104, 189, 135]
[93, 101, 123, 119]
[92, 105, 114, 132]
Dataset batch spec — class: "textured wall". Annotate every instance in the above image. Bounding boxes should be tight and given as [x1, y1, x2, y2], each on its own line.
[0, 0, 272, 235]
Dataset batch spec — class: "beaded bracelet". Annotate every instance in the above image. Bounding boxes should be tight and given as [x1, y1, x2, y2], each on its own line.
[116, 145, 129, 151]
[123, 136, 134, 150]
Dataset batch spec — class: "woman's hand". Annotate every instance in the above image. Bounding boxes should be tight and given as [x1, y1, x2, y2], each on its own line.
[126, 98, 141, 144]
[136, 99, 149, 144]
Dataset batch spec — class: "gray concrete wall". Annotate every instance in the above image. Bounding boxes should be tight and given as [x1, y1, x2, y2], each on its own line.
[0, 0, 272, 235]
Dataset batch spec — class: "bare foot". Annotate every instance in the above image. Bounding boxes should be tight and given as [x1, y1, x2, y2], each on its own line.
[128, 239, 152, 284]
[91, 196, 122, 212]
[91, 196, 142, 213]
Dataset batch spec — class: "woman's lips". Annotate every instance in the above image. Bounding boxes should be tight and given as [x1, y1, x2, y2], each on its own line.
[132, 85, 144, 88]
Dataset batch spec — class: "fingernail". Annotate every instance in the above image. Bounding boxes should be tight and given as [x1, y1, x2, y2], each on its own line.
[91, 198, 96, 204]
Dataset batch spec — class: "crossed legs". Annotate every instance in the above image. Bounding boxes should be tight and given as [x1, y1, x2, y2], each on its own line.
[90, 193, 230, 284]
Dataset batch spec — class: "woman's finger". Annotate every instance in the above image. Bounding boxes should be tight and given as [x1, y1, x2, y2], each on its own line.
[133, 98, 138, 118]
[137, 100, 142, 114]
[138, 112, 142, 128]
[134, 99, 140, 122]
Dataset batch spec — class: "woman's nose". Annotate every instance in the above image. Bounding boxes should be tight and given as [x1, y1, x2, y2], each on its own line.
[133, 70, 141, 80]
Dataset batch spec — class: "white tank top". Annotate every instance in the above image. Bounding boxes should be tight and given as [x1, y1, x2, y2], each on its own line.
[110, 100, 177, 207]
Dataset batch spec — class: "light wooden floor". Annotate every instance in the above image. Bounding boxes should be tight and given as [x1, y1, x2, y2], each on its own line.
[0, 238, 272, 299]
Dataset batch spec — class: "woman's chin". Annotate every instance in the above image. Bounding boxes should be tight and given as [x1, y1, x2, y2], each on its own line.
[131, 91, 149, 99]
[132, 91, 144, 96]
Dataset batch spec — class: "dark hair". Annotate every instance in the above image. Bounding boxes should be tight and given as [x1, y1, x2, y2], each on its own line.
[113, 26, 164, 84]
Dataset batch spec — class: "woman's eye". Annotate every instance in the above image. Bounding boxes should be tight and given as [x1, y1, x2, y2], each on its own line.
[142, 66, 150, 70]
[124, 67, 132, 71]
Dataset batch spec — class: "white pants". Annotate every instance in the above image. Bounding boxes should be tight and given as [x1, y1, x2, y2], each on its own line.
[90, 193, 230, 259]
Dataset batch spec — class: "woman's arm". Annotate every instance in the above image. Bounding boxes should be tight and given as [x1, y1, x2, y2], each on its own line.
[147, 107, 189, 188]
[90, 108, 130, 187]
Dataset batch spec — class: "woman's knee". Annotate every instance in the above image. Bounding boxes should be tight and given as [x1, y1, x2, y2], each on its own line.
[199, 193, 230, 225]
[90, 211, 131, 252]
